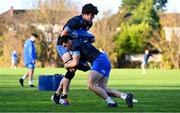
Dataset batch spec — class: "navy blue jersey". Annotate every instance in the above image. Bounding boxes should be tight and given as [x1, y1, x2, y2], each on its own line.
[71, 39, 101, 63]
[62, 15, 94, 41]
[57, 15, 94, 46]
[63, 15, 92, 31]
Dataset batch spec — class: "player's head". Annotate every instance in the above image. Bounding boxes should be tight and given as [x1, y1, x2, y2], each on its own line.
[81, 3, 99, 21]
[145, 49, 149, 54]
[30, 32, 38, 42]
[58, 35, 72, 50]
[13, 50, 16, 54]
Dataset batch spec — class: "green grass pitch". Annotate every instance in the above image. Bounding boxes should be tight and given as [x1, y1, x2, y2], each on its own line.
[0, 68, 179, 112]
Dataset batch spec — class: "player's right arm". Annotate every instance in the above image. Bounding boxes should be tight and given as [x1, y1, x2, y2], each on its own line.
[64, 51, 80, 69]
[61, 28, 69, 36]
[60, 16, 80, 36]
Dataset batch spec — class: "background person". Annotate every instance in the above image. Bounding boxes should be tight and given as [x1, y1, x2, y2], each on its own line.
[141, 49, 156, 74]
[19, 33, 38, 87]
[11, 50, 18, 69]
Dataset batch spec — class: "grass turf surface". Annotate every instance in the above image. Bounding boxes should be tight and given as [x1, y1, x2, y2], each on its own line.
[0, 68, 180, 112]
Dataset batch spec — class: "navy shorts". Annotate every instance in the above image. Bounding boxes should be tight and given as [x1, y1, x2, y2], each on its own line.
[91, 53, 111, 78]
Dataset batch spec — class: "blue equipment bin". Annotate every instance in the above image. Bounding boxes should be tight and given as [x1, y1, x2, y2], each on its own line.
[38, 74, 63, 91]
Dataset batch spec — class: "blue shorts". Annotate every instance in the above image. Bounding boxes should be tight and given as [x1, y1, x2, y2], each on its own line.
[26, 63, 35, 69]
[56, 45, 69, 57]
[91, 53, 111, 78]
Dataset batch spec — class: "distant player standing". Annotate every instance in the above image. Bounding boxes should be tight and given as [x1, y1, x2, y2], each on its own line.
[141, 49, 155, 74]
[11, 50, 18, 69]
[19, 33, 38, 87]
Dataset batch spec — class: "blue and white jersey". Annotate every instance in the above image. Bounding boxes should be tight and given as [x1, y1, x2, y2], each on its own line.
[23, 39, 36, 65]
[12, 51, 17, 61]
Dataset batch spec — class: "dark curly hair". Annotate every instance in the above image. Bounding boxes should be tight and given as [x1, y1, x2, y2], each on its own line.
[31, 32, 38, 38]
[81, 3, 99, 15]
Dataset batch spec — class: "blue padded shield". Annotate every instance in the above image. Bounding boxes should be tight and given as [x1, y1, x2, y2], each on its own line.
[38, 74, 63, 91]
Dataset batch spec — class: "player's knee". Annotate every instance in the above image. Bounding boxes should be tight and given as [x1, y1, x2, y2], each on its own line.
[87, 82, 95, 91]
[64, 70, 75, 80]
[87, 84, 93, 91]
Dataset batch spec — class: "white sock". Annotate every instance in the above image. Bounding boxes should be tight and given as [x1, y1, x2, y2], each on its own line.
[120, 93, 127, 100]
[121, 93, 138, 102]
[133, 99, 138, 102]
[22, 74, 27, 80]
[29, 80, 33, 85]
[105, 97, 115, 104]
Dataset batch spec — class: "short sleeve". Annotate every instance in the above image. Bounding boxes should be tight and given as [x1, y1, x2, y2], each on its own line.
[71, 51, 80, 55]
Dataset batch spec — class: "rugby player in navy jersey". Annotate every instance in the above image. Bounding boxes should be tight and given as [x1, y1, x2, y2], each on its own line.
[58, 35, 137, 108]
[51, 3, 98, 106]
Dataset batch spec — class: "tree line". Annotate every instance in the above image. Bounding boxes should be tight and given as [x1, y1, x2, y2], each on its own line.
[0, 0, 179, 68]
